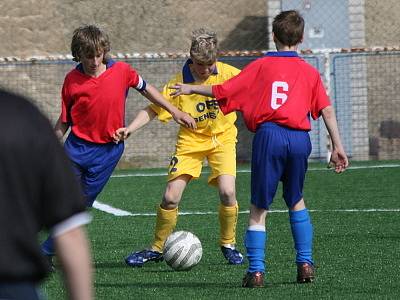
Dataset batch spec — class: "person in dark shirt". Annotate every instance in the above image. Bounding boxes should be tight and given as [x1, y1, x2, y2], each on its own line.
[0, 89, 93, 300]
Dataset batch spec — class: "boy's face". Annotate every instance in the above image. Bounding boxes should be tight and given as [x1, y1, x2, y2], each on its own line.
[80, 51, 105, 76]
[191, 58, 216, 81]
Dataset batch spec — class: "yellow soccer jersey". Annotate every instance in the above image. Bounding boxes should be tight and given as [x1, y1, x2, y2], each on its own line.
[150, 60, 240, 137]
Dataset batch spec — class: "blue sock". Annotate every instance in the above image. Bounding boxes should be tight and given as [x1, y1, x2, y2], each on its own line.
[244, 229, 267, 273]
[289, 208, 313, 265]
[41, 235, 55, 256]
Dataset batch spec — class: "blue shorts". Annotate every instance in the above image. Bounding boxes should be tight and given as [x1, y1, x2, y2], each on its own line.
[64, 133, 124, 207]
[251, 123, 311, 210]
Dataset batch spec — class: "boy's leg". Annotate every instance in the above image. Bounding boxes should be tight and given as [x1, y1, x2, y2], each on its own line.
[289, 201, 315, 283]
[153, 175, 190, 250]
[152, 205, 178, 252]
[289, 200, 313, 265]
[125, 149, 202, 267]
[216, 175, 244, 265]
[243, 204, 267, 288]
[125, 176, 188, 267]
[244, 123, 286, 287]
[282, 129, 314, 282]
[208, 141, 244, 265]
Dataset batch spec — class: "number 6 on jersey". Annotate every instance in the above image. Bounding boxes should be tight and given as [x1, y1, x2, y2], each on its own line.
[271, 81, 288, 109]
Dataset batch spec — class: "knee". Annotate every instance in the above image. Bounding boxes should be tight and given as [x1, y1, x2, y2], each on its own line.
[289, 198, 306, 211]
[161, 190, 180, 209]
[219, 186, 236, 206]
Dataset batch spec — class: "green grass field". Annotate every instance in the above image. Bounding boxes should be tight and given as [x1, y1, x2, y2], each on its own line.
[43, 161, 400, 299]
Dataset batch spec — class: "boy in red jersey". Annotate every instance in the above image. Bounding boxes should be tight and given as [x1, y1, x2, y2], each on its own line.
[41, 25, 196, 263]
[170, 10, 349, 287]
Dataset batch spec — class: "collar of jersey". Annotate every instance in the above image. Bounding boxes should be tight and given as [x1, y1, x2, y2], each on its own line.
[265, 51, 299, 57]
[182, 58, 218, 83]
[76, 59, 116, 74]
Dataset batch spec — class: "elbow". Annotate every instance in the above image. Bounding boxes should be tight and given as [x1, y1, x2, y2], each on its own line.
[321, 105, 334, 119]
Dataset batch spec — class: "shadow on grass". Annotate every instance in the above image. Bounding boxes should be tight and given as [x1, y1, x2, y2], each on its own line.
[94, 260, 242, 270]
[95, 280, 298, 289]
[94, 261, 126, 269]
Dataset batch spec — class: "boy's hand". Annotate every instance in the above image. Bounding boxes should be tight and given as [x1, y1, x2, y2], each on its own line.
[112, 128, 131, 143]
[172, 110, 197, 129]
[328, 147, 349, 173]
[169, 83, 192, 97]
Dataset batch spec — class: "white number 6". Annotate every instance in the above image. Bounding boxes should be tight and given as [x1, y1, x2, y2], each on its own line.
[271, 81, 288, 109]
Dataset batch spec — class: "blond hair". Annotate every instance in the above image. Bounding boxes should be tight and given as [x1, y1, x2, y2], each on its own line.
[189, 28, 218, 64]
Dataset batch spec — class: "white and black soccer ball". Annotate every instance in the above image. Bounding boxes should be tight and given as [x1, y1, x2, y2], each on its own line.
[163, 231, 202, 271]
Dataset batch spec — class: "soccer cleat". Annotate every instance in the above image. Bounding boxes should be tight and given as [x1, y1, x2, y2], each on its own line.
[125, 249, 163, 267]
[242, 271, 265, 288]
[297, 262, 315, 283]
[221, 246, 244, 265]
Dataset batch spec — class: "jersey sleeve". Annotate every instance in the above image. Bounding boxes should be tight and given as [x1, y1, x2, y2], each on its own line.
[127, 64, 146, 91]
[212, 60, 262, 115]
[310, 74, 331, 120]
[60, 78, 72, 124]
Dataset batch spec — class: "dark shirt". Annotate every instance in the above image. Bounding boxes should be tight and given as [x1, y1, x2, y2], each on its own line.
[0, 90, 86, 282]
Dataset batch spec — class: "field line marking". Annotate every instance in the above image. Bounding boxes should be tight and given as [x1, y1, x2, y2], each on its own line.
[110, 163, 400, 178]
[92, 201, 134, 216]
[92, 201, 400, 217]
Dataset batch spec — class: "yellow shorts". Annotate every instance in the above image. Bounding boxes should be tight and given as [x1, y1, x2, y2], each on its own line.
[167, 127, 237, 186]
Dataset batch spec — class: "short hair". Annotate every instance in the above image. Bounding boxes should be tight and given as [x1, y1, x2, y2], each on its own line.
[189, 28, 218, 65]
[71, 25, 111, 63]
[272, 10, 304, 47]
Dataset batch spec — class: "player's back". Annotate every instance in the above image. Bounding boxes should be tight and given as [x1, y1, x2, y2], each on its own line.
[215, 52, 330, 132]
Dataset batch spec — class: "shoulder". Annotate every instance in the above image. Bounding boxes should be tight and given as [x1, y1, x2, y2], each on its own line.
[62, 69, 82, 88]
[111, 60, 136, 71]
[217, 61, 240, 73]
[216, 61, 239, 71]
[216, 61, 241, 78]
[64, 68, 80, 80]
[297, 58, 321, 80]
[297, 57, 319, 72]
[110, 61, 140, 78]
[166, 72, 184, 86]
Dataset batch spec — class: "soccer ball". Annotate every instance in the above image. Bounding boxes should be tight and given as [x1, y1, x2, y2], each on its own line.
[163, 231, 202, 271]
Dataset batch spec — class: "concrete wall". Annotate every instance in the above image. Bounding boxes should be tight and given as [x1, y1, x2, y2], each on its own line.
[0, 0, 267, 58]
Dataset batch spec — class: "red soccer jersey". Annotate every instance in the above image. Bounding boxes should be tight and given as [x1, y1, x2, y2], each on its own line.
[212, 52, 331, 132]
[61, 60, 144, 143]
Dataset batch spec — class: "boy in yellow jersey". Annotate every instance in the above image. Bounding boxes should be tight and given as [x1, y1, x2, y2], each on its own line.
[114, 28, 244, 266]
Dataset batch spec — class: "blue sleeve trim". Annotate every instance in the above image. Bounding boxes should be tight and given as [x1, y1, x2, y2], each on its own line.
[135, 80, 147, 92]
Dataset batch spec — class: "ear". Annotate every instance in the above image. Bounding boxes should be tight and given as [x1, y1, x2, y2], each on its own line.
[272, 32, 277, 43]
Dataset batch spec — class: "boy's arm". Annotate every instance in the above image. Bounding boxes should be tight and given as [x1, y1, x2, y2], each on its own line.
[321, 105, 349, 173]
[169, 83, 214, 97]
[55, 226, 93, 300]
[54, 115, 70, 140]
[140, 84, 196, 129]
[113, 106, 156, 142]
